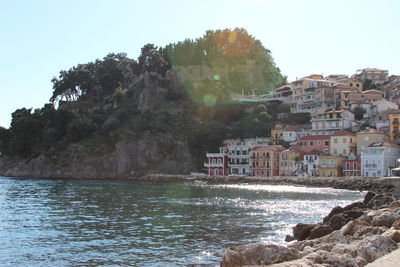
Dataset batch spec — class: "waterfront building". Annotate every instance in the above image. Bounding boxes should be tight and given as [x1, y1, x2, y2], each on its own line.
[311, 109, 355, 135]
[318, 155, 345, 177]
[302, 150, 321, 176]
[250, 145, 284, 177]
[225, 138, 269, 176]
[389, 111, 400, 143]
[296, 135, 330, 154]
[204, 146, 229, 176]
[356, 128, 386, 155]
[330, 130, 357, 157]
[279, 149, 298, 176]
[361, 142, 400, 177]
[342, 157, 361, 177]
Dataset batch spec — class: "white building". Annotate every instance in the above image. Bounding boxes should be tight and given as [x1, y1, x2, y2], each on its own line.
[311, 109, 356, 135]
[302, 150, 321, 176]
[225, 138, 270, 176]
[361, 142, 400, 177]
[282, 125, 313, 142]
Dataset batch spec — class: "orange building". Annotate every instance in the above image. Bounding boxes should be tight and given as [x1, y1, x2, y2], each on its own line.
[250, 146, 284, 177]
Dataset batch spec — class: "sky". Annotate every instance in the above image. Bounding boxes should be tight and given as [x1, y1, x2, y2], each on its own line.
[0, 0, 399, 128]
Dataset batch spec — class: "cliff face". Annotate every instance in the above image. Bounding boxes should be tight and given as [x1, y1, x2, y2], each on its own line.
[0, 132, 195, 178]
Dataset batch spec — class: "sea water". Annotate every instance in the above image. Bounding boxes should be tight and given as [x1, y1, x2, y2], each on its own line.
[0, 176, 364, 266]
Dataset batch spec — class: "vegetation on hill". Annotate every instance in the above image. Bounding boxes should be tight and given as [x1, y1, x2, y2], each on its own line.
[0, 28, 297, 171]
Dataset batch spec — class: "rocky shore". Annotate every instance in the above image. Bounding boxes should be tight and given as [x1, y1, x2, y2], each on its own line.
[221, 192, 400, 266]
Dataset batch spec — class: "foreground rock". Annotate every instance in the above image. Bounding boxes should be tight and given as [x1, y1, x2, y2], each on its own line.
[221, 192, 400, 266]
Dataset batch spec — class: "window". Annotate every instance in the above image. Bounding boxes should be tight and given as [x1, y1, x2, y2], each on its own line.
[310, 141, 314, 146]
[343, 138, 346, 143]
[318, 141, 321, 145]
[343, 149, 347, 155]
[334, 149, 337, 154]
[346, 162, 350, 170]
[353, 162, 357, 169]
[212, 159, 216, 164]
[325, 141, 329, 146]
[334, 138, 338, 144]
[330, 171, 334, 176]
[217, 159, 222, 164]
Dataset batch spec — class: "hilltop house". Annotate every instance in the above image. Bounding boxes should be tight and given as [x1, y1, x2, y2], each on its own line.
[311, 109, 355, 135]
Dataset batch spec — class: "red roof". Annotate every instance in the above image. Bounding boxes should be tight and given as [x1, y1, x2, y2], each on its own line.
[331, 130, 356, 136]
[367, 142, 398, 148]
[297, 135, 331, 141]
[284, 125, 303, 131]
[303, 149, 323, 155]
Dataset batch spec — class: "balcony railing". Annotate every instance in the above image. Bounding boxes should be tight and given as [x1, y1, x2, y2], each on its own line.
[365, 164, 378, 168]
[204, 162, 223, 167]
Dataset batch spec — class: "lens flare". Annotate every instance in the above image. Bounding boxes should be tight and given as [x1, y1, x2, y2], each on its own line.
[213, 74, 220, 81]
[203, 94, 217, 106]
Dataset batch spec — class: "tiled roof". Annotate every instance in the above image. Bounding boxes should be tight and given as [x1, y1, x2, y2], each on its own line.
[284, 125, 303, 131]
[331, 130, 356, 136]
[356, 128, 384, 135]
[362, 89, 382, 94]
[367, 142, 398, 148]
[297, 135, 331, 141]
[303, 149, 323, 155]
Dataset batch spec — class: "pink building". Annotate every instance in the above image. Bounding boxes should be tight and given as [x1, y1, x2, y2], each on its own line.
[295, 135, 330, 154]
[204, 146, 229, 176]
[250, 146, 284, 177]
[342, 157, 361, 177]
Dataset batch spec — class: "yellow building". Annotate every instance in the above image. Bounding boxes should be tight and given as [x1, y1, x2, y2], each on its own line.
[389, 111, 400, 143]
[330, 130, 357, 156]
[318, 155, 345, 177]
[271, 123, 286, 143]
[356, 128, 386, 155]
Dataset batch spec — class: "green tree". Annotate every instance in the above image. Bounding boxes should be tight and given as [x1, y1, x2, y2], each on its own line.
[353, 106, 366, 120]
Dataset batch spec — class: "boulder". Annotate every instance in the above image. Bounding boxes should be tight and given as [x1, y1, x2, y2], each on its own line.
[270, 250, 358, 267]
[307, 224, 333, 239]
[382, 229, 400, 243]
[356, 235, 398, 263]
[323, 206, 343, 224]
[292, 223, 317, 241]
[340, 220, 370, 236]
[220, 242, 300, 267]
[371, 211, 400, 227]
[368, 195, 394, 209]
[392, 219, 400, 229]
[388, 200, 400, 209]
[330, 243, 358, 257]
[284, 234, 294, 242]
[363, 191, 375, 205]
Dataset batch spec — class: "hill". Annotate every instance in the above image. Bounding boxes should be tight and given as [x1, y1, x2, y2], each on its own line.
[0, 28, 291, 177]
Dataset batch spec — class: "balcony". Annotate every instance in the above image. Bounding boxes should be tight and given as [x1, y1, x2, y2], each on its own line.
[204, 162, 223, 167]
[365, 164, 378, 168]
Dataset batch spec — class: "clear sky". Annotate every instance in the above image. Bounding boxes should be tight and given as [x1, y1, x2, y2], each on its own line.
[1, 0, 399, 128]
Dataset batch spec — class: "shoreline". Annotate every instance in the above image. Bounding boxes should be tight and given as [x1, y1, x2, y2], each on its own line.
[3, 173, 399, 194]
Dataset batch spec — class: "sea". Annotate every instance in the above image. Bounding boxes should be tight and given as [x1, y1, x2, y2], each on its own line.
[0, 176, 365, 266]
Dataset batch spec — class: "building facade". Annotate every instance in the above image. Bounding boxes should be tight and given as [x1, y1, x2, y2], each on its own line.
[296, 135, 330, 154]
[356, 128, 386, 156]
[311, 109, 355, 135]
[330, 130, 357, 156]
[250, 146, 284, 176]
[204, 146, 229, 176]
[361, 142, 400, 177]
[342, 157, 361, 177]
[318, 155, 345, 177]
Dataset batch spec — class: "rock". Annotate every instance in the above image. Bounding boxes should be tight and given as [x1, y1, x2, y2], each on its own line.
[330, 243, 358, 257]
[356, 235, 398, 263]
[382, 229, 400, 243]
[284, 234, 294, 242]
[355, 256, 367, 267]
[392, 219, 400, 229]
[307, 224, 333, 239]
[328, 213, 347, 230]
[363, 191, 376, 205]
[220, 242, 300, 267]
[270, 250, 358, 267]
[340, 220, 370, 236]
[292, 223, 317, 241]
[371, 211, 400, 227]
[323, 206, 343, 224]
[352, 225, 388, 238]
[369, 195, 394, 209]
[388, 200, 400, 209]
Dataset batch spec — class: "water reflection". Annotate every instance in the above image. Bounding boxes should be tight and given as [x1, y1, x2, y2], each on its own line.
[0, 177, 364, 266]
